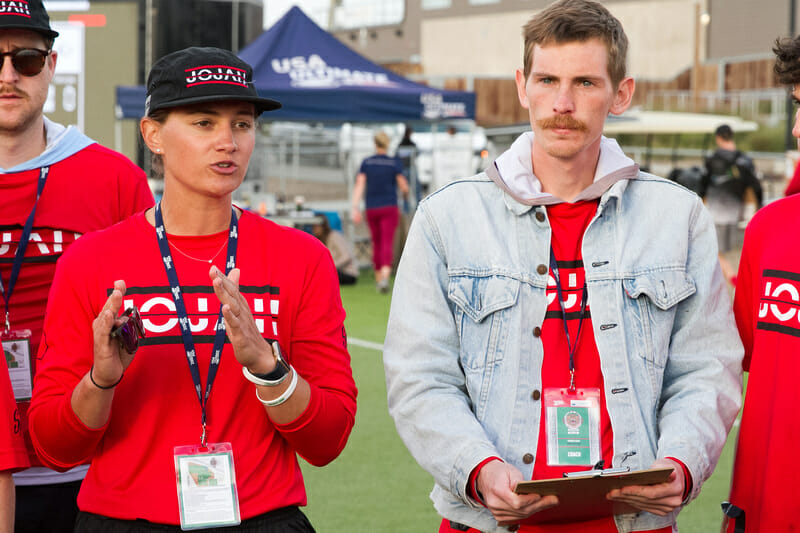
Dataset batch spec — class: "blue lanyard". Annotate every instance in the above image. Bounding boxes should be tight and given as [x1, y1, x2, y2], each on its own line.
[154, 202, 238, 445]
[549, 247, 588, 391]
[1, 167, 49, 334]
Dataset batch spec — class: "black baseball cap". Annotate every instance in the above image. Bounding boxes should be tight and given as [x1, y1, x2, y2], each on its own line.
[145, 47, 281, 116]
[0, 0, 59, 40]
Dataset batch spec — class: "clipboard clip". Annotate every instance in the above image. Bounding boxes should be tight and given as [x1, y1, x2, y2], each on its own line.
[563, 466, 630, 479]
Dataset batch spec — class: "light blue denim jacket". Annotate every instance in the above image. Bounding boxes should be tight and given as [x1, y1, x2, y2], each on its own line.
[383, 134, 743, 533]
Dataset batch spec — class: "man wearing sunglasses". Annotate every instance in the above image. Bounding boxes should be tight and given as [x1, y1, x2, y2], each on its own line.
[0, 1, 154, 531]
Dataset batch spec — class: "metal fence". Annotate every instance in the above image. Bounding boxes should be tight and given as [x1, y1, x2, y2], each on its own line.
[646, 89, 788, 125]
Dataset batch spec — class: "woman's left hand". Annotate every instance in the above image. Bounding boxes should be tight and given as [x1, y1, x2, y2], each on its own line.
[210, 266, 273, 372]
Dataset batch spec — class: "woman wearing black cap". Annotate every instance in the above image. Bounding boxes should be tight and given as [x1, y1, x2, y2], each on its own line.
[28, 47, 357, 532]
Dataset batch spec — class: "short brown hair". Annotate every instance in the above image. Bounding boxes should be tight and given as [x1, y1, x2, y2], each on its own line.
[522, 0, 628, 86]
[774, 36, 800, 86]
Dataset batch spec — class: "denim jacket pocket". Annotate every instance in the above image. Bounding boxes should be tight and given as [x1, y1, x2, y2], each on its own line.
[448, 274, 520, 371]
[623, 270, 696, 368]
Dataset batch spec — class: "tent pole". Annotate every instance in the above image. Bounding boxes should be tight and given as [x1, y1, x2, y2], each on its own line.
[279, 138, 287, 199]
[232, 0, 240, 53]
[346, 124, 355, 215]
[293, 129, 300, 189]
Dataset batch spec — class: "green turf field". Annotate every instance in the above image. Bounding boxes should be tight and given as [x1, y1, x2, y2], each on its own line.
[300, 276, 740, 532]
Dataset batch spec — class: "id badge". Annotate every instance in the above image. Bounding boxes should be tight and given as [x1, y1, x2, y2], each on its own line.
[544, 388, 601, 466]
[1, 328, 33, 401]
[174, 442, 241, 530]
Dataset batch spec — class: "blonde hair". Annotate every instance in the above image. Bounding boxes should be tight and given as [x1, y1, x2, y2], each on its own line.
[374, 131, 390, 149]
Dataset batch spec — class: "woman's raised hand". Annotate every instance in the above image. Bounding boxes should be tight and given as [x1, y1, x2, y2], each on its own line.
[210, 266, 274, 374]
[91, 280, 136, 388]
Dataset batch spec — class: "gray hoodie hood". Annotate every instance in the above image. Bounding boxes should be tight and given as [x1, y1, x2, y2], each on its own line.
[0, 117, 94, 174]
[488, 131, 639, 206]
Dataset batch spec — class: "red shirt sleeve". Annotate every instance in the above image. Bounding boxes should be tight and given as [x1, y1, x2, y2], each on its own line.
[665, 457, 693, 501]
[467, 456, 503, 503]
[107, 148, 154, 217]
[126, 167, 155, 215]
[0, 366, 29, 472]
[785, 161, 800, 196]
[271, 244, 357, 466]
[28, 235, 108, 470]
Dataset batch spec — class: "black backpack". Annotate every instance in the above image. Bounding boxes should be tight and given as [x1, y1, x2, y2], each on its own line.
[702, 150, 762, 206]
[668, 166, 705, 196]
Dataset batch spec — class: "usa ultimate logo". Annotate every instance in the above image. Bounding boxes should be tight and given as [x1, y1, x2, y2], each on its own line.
[0, 1, 31, 17]
[756, 269, 800, 337]
[185, 65, 248, 88]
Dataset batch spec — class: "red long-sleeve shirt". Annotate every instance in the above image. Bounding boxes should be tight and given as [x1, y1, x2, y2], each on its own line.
[0, 365, 28, 473]
[726, 195, 800, 531]
[0, 143, 153, 467]
[29, 210, 357, 524]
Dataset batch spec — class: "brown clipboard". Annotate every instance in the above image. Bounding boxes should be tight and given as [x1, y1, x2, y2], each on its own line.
[512, 467, 674, 524]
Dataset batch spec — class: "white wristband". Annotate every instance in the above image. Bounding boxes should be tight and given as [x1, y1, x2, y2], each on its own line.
[255, 368, 298, 407]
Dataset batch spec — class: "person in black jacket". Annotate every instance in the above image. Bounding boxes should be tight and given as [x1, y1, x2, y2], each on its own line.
[701, 124, 762, 256]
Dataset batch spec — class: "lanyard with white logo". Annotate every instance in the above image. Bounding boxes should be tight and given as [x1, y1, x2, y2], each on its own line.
[549, 247, 588, 391]
[1, 166, 49, 334]
[545, 248, 600, 467]
[154, 202, 238, 445]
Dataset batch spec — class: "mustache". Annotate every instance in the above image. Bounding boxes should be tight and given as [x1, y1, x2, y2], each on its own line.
[0, 86, 26, 98]
[537, 115, 588, 132]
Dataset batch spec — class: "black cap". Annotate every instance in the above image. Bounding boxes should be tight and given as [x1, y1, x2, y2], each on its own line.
[0, 0, 59, 40]
[145, 47, 281, 117]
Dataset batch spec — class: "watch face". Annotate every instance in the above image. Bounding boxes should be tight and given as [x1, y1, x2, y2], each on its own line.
[272, 342, 289, 367]
[272, 341, 282, 357]
[254, 342, 290, 381]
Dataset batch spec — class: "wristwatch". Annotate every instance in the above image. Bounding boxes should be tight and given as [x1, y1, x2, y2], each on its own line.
[242, 341, 291, 386]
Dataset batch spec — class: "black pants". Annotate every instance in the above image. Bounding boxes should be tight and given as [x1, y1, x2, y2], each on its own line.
[15, 480, 82, 533]
[74, 506, 315, 533]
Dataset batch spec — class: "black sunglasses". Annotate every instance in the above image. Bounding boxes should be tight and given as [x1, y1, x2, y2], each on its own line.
[0, 48, 51, 77]
[110, 306, 146, 354]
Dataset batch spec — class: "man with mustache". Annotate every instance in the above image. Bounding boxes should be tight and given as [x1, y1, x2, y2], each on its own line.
[0, 1, 153, 531]
[383, 0, 742, 531]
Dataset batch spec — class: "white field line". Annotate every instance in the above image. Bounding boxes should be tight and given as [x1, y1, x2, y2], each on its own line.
[348, 337, 384, 352]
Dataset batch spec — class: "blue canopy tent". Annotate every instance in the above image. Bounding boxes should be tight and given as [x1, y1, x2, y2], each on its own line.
[114, 7, 476, 215]
[115, 6, 475, 122]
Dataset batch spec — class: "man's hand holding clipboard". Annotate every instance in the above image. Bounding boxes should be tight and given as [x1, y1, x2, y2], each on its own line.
[508, 458, 683, 524]
[605, 458, 686, 516]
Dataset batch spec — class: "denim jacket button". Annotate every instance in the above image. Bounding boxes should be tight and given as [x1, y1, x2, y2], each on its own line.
[537, 264, 548, 275]
[535, 211, 545, 222]
[522, 453, 534, 464]
[532, 326, 541, 337]
[531, 389, 541, 401]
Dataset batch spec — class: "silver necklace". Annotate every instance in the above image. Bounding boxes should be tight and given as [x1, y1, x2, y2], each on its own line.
[169, 239, 227, 264]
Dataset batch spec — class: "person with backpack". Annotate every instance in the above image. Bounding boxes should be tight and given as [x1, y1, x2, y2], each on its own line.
[701, 124, 762, 254]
